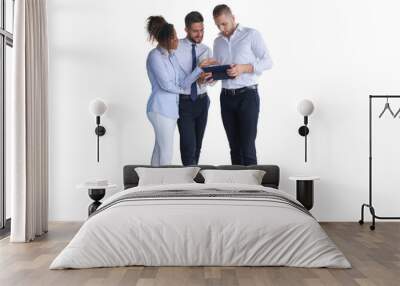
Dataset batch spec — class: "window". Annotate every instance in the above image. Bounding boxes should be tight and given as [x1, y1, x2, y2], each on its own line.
[0, 0, 14, 235]
[5, 0, 13, 33]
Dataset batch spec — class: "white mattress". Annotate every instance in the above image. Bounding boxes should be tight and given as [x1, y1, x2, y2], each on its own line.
[50, 183, 351, 269]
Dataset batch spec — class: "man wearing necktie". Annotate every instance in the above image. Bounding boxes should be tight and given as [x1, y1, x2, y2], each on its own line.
[212, 4, 273, 165]
[175, 11, 214, 166]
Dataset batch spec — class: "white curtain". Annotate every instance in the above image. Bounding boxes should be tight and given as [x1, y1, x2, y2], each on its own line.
[9, 0, 49, 242]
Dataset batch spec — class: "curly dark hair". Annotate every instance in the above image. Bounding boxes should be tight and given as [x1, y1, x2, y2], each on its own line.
[146, 16, 175, 51]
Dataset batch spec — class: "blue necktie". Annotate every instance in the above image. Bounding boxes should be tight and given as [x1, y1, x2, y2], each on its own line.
[190, 43, 197, 101]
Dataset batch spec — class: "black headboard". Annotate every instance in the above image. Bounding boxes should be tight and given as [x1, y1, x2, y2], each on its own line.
[123, 165, 280, 189]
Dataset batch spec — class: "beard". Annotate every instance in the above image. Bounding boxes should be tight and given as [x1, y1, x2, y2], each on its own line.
[189, 36, 203, 44]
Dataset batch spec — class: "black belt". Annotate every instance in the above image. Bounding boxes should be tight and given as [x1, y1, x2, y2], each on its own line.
[222, 85, 258, 96]
[179, 93, 208, 100]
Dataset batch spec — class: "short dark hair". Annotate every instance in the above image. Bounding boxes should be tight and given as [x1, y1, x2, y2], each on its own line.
[184, 11, 204, 28]
[213, 4, 232, 17]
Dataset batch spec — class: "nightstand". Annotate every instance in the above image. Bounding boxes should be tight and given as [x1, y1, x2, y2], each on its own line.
[288, 176, 320, 210]
[77, 183, 117, 216]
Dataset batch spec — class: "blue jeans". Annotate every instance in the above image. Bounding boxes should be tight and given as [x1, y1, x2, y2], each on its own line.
[147, 112, 177, 166]
[220, 87, 260, 165]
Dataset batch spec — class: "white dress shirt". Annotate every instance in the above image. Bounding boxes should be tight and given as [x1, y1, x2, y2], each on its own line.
[174, 38, 212, 95]
[213, 24, 273, 89]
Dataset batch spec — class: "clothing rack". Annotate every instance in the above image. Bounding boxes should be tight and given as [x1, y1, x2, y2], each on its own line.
[359, 95, 400, 230]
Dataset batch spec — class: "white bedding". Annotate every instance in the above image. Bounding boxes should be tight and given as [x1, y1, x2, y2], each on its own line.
[50, 183, 351, 269]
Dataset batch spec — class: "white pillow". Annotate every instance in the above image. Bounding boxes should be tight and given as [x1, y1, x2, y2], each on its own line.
[200, 169, 266, 185]
[135, 167, 201, 186]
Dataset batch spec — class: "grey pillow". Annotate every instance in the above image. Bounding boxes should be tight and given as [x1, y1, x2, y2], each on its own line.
[135, 167, 201, 186]
[200, 169, 266, 185]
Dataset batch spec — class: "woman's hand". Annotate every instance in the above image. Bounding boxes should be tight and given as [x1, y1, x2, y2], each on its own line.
[199, 58, 218, 68]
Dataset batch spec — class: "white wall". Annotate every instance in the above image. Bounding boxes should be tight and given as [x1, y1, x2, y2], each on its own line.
[47, 0, 400, 221]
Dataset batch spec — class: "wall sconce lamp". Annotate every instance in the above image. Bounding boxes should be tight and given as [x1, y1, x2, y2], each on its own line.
[297, 99, 315, 162]
[89, 99, 107, 162]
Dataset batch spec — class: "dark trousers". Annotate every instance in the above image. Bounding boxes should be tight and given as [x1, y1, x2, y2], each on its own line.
[178, 94, 210, 166]
[220, 87, 260, 165]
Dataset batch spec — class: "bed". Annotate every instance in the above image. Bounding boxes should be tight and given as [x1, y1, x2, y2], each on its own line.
[50, 165, 351, 269]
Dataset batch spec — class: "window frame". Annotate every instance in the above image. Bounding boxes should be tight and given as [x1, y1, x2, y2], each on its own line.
[0, 0, 14, 233]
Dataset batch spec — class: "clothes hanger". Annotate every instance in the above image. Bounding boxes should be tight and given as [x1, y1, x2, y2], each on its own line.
[378, 97, 395, 118]
[393, 103, 400, 118]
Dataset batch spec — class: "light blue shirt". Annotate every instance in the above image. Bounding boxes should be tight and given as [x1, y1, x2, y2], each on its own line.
[146, 47, 203, 119]
[174, 38, 212, 95]
[213, 24, 273, 89]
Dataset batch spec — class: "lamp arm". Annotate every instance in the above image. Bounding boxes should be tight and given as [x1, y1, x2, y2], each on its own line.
[96, 116, 100, 162]
[94, 115, 106, 162]
[97, 129, 100, 162]
[305, 133, 307, 162]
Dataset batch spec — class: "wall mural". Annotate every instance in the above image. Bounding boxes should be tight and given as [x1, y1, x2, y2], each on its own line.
[145, 4, 272, 166]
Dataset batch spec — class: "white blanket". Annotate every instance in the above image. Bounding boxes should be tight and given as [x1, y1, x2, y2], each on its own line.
[50, 183, 351, 269]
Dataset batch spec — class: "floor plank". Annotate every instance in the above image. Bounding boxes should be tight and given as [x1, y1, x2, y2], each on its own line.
[0, 222, 399, 286]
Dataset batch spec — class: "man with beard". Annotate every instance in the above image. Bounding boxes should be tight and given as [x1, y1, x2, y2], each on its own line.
[175, 11, 214, 166]
[212, 4, 273, 165]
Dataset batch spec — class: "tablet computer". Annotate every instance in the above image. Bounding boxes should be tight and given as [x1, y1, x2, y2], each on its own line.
[202, 65, 235, 80]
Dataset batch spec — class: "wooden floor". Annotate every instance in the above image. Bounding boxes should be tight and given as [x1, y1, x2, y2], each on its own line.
[0, 222, 399, 286]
